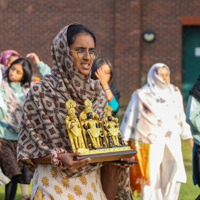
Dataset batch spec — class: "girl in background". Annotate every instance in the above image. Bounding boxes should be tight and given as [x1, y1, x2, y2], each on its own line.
[0, 50, 51, 82]
[0, 58, 33, 200]
[91, 57, 120, 116]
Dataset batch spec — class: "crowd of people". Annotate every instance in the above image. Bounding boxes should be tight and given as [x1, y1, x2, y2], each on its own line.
[0, 23, 198, 200]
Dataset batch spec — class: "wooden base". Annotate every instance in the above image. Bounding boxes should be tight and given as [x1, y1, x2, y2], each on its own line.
[75, 149, 137, 163]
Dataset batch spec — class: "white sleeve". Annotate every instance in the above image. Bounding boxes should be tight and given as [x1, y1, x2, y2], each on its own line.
[120, 91, 139, 141]
[177, 90, 192, 140]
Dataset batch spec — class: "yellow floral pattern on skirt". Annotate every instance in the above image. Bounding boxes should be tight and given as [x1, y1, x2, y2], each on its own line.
[31, 164, 107, 200]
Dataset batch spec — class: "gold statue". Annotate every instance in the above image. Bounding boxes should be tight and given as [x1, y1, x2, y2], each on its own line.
[65, 99, 135, 163]
[65, 99, 88, 153]
[79, 99, 107, 150]
[102, 105, 126, 147]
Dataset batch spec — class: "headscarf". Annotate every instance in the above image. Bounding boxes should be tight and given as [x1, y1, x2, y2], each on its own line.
[146, 63, 171, 100]
[17, 24, 107, 176]
[0, 50, 21, 67]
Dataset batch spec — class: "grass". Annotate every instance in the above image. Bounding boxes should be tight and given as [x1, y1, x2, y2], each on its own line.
[0, 181, 32, 200]
[179, 140, 199, 200]
[0, 113, 199, 199]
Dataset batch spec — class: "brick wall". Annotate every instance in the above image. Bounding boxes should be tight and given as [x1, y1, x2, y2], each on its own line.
[141, 0, 200, 90]
[1, 0, 200, 106]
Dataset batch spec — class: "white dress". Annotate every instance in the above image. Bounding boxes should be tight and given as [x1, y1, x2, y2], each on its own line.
[121, 85, 192, 200]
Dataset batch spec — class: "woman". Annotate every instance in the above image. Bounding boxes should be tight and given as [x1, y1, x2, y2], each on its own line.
[17, 23, 133, 200]
[186, 76, 200, 188]
[120, 63, 192, 200]
[0, 58, 33, 200]
[91, 57, 120, 116]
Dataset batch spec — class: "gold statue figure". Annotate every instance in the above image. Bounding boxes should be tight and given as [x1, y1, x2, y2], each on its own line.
[65, 99, 88, 153]
[79, 99, 107, 150]
[102, 105, 126, 147]
[65, 99, 135, 163]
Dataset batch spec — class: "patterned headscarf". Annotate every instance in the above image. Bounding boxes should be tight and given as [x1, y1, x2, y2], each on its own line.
[17, 24, 107, 174]
[0, 50, 21, 67]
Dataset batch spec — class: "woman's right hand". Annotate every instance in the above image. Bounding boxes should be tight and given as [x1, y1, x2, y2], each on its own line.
[26, 53, 41, 65]
[59, 152, 91, 170]
[95, 67, 110, 89]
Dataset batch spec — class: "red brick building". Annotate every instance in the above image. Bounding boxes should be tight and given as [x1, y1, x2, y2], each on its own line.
[1, 0, 200, 106]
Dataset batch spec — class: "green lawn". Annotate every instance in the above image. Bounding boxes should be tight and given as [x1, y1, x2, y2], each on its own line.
[0, 181, 32, 200]
[179, 140, 199, 200]
[0, 113, 199, 199]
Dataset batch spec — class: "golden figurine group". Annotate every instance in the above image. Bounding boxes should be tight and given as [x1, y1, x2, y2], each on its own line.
[65, 99, 136, 163]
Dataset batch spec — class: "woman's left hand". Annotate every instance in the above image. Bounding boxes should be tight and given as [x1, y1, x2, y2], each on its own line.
[189, 138, 194, 148]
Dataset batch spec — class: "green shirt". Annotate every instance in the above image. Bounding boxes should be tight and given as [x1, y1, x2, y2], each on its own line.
[186, 95, 200, 145]
[37, 61, 51, 76]
[10, 82, 25, 102]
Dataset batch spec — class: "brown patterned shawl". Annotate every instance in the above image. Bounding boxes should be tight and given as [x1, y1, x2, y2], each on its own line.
[17, 24, 107, 175]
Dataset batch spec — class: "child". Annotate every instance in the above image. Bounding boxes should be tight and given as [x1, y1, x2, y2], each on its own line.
[0, 58, 32, 200]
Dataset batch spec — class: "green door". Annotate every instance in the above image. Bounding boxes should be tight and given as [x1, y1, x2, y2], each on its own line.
[182, 26, 200, 102]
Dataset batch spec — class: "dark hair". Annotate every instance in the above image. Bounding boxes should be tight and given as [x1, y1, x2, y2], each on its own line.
[91, 57, 113, 81]
[6, 58, 32, 86]
[67, 24, 96, 47]
[9, 54, 19, 59]
[91, 57, 120, 116]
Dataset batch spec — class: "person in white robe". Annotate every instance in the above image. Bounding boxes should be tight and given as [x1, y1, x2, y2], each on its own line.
[120, 63, 192, 200]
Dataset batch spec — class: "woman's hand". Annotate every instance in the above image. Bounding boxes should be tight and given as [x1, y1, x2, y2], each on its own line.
[95, 67, 110, 89]
[26, 53, 41, 65]
[189, 138, 194, 148]
[59, 152, 91, 170]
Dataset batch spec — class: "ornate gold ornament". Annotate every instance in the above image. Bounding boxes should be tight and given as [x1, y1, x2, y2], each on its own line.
[65, 99, 136, 163]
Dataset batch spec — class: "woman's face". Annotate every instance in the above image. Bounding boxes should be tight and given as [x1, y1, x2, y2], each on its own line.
[100, 64, 111, 82]
[69, 33, 95, 76]
[9, 63, 24, 83]
[159, 67, 170, 84]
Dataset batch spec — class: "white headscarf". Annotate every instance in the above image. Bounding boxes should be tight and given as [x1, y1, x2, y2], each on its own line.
[146, 63, 172, 101]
